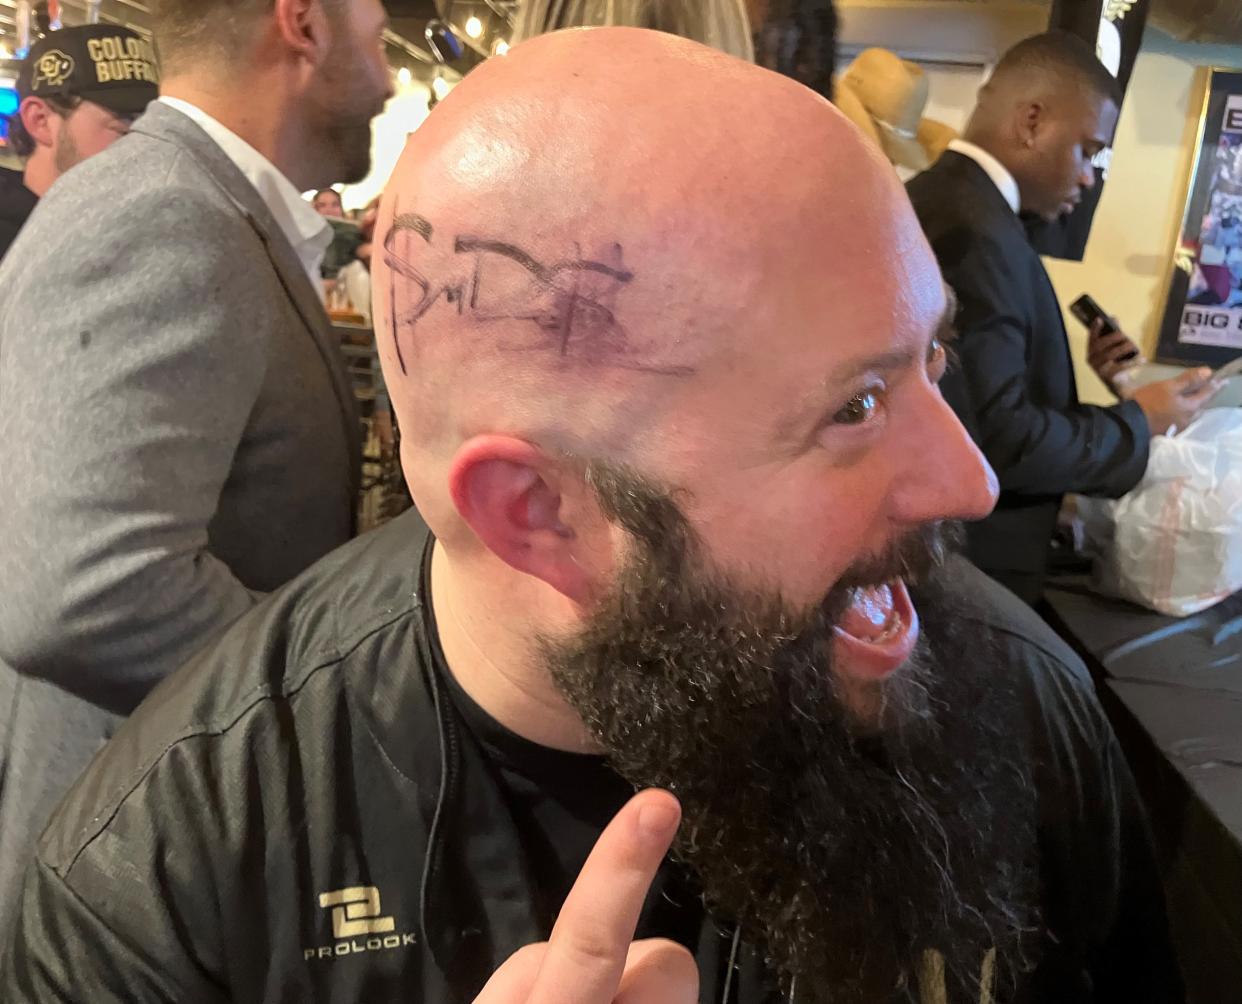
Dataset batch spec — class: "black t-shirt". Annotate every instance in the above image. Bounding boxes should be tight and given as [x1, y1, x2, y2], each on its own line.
[0, 166, 38, 261]
[430, 582, 709, 951]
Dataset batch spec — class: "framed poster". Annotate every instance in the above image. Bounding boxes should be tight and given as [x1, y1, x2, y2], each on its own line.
[1156, 68, 1242, 367]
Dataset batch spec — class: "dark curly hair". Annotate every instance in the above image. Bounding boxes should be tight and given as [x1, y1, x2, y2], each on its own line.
[753, 0, 839, 100]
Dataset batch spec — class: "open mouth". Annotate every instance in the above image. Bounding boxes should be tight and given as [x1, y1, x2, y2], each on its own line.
[831, 580, 920, 682]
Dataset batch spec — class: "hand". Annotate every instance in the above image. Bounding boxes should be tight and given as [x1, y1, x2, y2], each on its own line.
[474, 789, 697, 1004]
[1130, 367, 1221, 436]
[1086, 318, 1143, 393]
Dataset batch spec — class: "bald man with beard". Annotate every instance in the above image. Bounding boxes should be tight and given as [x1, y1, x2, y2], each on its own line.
[2, 28, 1181, 1004]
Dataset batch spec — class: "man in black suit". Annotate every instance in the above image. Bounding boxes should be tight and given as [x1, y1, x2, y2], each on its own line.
[907, 30, 1218, 604]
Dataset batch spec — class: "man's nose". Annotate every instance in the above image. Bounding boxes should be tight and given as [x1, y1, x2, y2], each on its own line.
[891, 389, 998, 526]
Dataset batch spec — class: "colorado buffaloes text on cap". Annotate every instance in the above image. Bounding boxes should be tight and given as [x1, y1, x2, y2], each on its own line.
[18, 25, 160, 115]
[87, 35, 159, 86]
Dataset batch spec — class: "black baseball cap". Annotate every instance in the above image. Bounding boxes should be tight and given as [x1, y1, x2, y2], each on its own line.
[17, 24, 159, 117]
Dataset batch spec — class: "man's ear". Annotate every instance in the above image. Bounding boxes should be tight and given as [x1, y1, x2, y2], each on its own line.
[19, 98, 57, 149]
[1016, 99, 1044, 149]
[448, 436, 599, 605]
[272, 0, 334, 67]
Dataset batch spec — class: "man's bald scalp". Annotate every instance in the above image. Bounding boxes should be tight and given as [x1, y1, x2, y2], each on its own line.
[374, 27, 919, 524]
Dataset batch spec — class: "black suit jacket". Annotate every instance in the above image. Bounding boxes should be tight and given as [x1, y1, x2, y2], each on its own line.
[907, 152, 1150, 603]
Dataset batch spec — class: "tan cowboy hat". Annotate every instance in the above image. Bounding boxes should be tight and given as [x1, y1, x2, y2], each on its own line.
[837, 48, 938, 171]
[833, 81, 883, 150]
[917, 117, 958, 166]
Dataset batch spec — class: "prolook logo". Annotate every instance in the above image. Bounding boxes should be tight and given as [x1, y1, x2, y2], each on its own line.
[304, 886, 417, 961]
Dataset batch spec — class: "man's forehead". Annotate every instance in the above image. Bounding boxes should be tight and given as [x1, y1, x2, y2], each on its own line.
[377, 177, 940, 372]
[817, 281, 953, 387]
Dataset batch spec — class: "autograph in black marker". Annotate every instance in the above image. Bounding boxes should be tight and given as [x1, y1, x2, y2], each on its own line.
[383, 211, 693, 377]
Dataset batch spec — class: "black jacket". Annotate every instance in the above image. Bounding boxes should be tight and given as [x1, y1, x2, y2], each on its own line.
[1, 511, 1182, 1002]
[907, 152, 1150, 603]
[0, 167, 38, 261]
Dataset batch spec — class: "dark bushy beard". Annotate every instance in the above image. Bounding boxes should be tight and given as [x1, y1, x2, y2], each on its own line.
[544, 463, 1037, 1003]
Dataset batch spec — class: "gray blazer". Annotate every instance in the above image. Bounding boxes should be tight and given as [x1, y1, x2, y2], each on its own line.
[0, 102, 361, 945]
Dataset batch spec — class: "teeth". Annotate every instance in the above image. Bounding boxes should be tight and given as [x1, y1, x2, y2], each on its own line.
[875, 607, 902, 641]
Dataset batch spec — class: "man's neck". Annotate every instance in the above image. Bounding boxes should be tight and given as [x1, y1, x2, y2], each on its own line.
[957, 129, 1025, 213]
[161, 74, 319, 192]
[430, 541, 598, 753]
[22, 151, 56, 199]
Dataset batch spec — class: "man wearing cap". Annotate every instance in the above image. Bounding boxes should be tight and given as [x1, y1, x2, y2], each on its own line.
[0, 0, 392, 949]
[0, 25, 157, 259]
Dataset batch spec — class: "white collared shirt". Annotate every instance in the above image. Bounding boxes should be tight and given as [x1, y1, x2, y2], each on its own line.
[946, 139, 1021, 216]
[159, 96, 333, 296]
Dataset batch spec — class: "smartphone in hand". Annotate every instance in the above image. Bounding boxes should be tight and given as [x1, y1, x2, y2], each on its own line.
[1070, 294, 1141, 364]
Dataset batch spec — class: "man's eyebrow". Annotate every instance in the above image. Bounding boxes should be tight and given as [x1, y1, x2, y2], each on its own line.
[825, 290, 958, 389]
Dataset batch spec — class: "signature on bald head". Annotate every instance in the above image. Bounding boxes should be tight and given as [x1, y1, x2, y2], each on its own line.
[382, 209, 695, 378]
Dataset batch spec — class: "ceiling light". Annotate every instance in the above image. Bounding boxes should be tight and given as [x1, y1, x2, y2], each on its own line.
[465, 15, 483, 39]
[432, 75, 451, 101]
[493, 39, 510, 56]
[397, 66, 412, 86]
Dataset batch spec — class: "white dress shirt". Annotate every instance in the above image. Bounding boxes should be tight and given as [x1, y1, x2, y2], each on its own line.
[946, 139, 1021, 216]
[159, 97, 333, 295]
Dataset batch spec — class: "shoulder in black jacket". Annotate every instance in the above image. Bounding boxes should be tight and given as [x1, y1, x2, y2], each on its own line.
[906, 151, 1150, 603]
[1, 510, 1182, 1003]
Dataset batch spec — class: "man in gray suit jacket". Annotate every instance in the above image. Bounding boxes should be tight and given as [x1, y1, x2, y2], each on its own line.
[0, 0, 393, 945]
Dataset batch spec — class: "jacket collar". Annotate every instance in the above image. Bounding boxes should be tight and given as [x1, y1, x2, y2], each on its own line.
[402, 533, 544, 982]
[156, 97, 332, 289]
[130, 101, 361, 495]
[934, 150, 1029, 239]
[945, 140, 1021, 215]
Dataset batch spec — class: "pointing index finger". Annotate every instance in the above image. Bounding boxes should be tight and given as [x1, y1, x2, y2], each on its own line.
[529, 789, 681, 1003]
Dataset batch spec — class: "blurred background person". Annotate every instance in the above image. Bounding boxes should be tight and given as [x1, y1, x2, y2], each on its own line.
[335, 195, 392, 455]
[0, 0, 391, 947]
[336, 193, 380, 322]
[751, 0, 838, 99]
[906, 31, 1220, 606]
[509, 0, 755, 60]
[312, 187, 364, 300]
[312, 185, 344, 217]
[0, 24, 158, 259]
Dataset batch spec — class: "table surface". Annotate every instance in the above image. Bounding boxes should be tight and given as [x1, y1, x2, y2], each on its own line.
[1043, 580, 1242, 998]
[1044, 580, 1242, 831]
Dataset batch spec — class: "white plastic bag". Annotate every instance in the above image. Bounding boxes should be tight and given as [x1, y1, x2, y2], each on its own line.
[1076, 408, 1242, 616]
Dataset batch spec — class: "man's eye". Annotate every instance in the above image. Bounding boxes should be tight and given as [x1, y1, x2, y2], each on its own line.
[833, 390, 880, 426]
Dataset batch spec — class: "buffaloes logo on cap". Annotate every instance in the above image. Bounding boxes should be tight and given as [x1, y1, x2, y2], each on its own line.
[33, 50, 75, 90]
